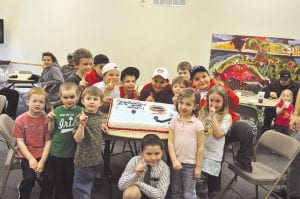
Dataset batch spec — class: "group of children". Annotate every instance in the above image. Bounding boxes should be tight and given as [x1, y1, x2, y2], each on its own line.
[13, 47, 297, 199]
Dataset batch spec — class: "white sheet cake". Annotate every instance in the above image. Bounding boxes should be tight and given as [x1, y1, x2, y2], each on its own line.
[107, 98, 178, 133]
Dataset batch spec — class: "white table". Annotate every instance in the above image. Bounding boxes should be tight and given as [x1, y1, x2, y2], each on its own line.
[238, 95, 278, 108]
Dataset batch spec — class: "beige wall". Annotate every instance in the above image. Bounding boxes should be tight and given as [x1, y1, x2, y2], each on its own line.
[0, 0, 300, 84]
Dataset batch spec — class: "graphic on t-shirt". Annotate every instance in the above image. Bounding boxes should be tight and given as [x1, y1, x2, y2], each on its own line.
[204, 121, 213, 136]
[283, 109, 290, 118]
[58, 114, 75, 134]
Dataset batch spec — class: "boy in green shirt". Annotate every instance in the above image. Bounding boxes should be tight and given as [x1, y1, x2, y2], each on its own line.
[48, 82, 82, 199]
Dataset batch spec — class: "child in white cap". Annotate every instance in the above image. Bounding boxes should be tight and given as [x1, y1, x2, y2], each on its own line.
[139, 67, 173, 104]
[93, 63, 120, 102]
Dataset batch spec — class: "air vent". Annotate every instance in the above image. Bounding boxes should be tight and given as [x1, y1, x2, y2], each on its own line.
[153, 0, 187, 7]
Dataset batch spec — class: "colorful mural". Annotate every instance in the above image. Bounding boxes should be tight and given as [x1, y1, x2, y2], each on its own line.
[209, 34, 300, 88]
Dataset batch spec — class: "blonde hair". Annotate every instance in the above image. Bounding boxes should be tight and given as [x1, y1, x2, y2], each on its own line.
[59, 82, 80, 96]
[279, 89, 293, 103]
[81, 86, 104, 101]
[27, 87, 47, 100]
[200, 86, 229, 122]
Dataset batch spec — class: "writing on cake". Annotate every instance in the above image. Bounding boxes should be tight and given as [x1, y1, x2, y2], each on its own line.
[116, 98, 146, 110]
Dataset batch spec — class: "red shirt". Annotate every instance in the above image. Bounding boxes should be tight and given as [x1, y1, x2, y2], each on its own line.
[139, 82, 173, 104]
[119, 86, 139, 99]
[12, 112, 51, 158]
[85, 68, 102, 86]
[199, 79, 240, 122]
[275, 102, 294, 127]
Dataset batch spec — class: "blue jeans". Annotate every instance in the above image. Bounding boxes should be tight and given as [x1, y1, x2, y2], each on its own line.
[171, 163, 197, 199]
[73, 164, 102, 199]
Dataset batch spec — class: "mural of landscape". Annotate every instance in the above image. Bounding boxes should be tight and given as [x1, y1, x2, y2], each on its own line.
[209, 34, 300, 88]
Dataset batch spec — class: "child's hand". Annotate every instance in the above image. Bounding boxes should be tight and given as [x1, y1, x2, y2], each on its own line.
[47, 105, 56, 121]
[194, 167, 201, 179]
[172, 159, 182, 171]
[209, 106, 216, 116]
[270, 92, 277, 99]
[172, 93, 179, 104]
[79, 110, 88, 126]
[79, 78, 88, 89]
[284, 101, 290, 108]
[290, 116, 300, 131]
[102, 125, 109, 134]
[105, 79, 114, 91]
[35, 160, 45, 174]
[145, 92, 154, 102]
[29, 157, 38, 171]
[134, 88, 140, 99]
[135, 159, 146, 177]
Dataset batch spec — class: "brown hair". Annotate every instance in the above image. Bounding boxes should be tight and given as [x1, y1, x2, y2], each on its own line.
[72, 48, 93, 65]
[177, 61, 192, 72]
[172, 76, 190, 88]
[175, 88, 200, 117]
[42, 52, 57, 62]
[81, 86, 103, 101]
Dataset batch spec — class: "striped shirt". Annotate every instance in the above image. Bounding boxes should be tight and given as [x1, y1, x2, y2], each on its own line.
[118, 156, 170, 199]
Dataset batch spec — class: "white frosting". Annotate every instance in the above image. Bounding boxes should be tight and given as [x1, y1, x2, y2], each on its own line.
[108, 98, 177, 132]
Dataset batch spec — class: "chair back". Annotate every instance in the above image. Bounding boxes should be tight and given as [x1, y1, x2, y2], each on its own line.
[0, 114, 19, 197]
[234, 104, 259, 124]
[0, 114, 16, 151]
[242, 81, 263, 94]
[0, 95, 7, 113]
[257, 130, 300, 160]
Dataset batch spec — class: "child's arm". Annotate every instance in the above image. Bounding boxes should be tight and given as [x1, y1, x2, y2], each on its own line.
[195, 130, 205, 178]
[276, 106, 284, 115]
[16, 138, 38, 170]
[168, 128, 182, 170]
[145, 92, 154, 102]
[74, 111, 88, 143]
[118, 157, 142, 190]
[210, 107, 224, 139]
[139, 163, 170, 199]
[36, 140, 51, 173]
[47, 105, 56, 134]
[103, 79, 114, 96]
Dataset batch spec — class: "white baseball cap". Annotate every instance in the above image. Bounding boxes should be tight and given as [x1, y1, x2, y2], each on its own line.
[152, 67, 169, 80]
[102, 63, 120, 74]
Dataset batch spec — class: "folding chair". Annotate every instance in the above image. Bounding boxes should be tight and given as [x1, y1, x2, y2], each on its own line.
[0, 95, 7, 145]
[220, 130, 300, 199]
[242, 81, 263, 94]
[0, 95, 7, 113]
[235, 104, 259, 125]
[0, 114, 21, 198]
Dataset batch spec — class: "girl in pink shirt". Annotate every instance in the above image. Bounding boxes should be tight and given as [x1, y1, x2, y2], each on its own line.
[168, 89, 205, 199]
[274, 89, 294, 135]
